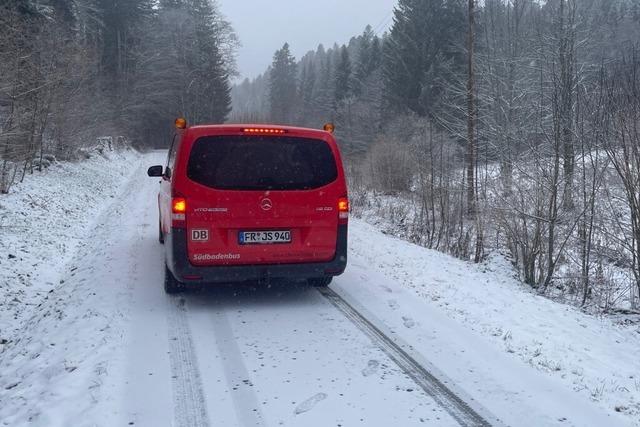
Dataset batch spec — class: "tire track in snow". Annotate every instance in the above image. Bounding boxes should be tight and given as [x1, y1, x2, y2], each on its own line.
[167, 296, 210, 427]
[318, 286, 497, 427]
[209, 309, 266, 427]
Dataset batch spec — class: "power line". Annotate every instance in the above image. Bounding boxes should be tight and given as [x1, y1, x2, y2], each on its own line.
[372, 11, 394, 36]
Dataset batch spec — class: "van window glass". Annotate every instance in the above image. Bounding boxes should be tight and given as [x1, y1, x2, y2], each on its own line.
[187, 135, 338, 191]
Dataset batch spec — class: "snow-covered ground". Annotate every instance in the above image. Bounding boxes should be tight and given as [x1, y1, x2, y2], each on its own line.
[345, 222, 640, 425]
[0, 152, 638, 426]
[0, 148, 141, 345]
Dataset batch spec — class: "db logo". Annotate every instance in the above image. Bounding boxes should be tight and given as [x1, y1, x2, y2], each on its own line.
[191, 229, 209, 242]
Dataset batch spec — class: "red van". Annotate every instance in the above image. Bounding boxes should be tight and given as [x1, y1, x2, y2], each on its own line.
[147, 123, 349, 293]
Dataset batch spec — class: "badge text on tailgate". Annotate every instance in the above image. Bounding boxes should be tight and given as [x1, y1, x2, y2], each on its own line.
[191, 229, 209, 242]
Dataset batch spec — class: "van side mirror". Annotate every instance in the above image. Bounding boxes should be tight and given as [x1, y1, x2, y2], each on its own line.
[147, 165, 163, 177]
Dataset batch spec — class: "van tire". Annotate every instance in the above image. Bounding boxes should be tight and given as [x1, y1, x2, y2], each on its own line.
[158, 221, 165, 244]
[164, 265, 183, 294]
[308, 277, 332, 287]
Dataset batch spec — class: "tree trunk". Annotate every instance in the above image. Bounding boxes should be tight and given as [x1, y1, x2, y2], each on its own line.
[466, 0, 477, 216]
[559, 0, 576, 210]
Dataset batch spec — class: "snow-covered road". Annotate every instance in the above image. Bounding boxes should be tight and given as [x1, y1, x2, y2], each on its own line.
[107, 153, 471, 426]
[1, 152, 636, 427]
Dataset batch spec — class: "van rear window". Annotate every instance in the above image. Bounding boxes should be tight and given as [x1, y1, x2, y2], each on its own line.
[187, 135, 338, 191]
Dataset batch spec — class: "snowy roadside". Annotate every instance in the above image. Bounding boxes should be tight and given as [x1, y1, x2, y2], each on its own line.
[0, 151, 162, 426]
[345, 219, 640, 426]
[0, 149, 141, 347]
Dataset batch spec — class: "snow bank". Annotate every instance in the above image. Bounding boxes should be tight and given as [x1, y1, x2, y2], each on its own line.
[0, 150, 153, 426]
[346, 219, 640, 425]
[0, 149, 141, 345]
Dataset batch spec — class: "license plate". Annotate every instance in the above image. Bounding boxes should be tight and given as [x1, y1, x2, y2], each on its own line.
[239, 230, 292, 245]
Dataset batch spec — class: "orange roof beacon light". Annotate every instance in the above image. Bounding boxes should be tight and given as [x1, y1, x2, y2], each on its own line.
[323, 122, 335, 133]
[175, 117, 187, 130]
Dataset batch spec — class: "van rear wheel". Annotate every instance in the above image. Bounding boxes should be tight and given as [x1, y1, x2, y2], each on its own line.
[308, 277, 332, 287]
[164, 265, 183, 294]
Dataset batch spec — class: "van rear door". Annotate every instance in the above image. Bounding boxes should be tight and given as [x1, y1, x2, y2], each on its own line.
[184, 134, 343, 266]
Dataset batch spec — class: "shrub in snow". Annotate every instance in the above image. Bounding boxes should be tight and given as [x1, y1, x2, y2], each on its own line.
[32, 158, 51, 169]
[43, 154, 57, 163]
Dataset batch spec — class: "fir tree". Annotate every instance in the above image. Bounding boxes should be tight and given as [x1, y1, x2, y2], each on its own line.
[353, 26, 382, 96]
[334, 45, 352, 105]
[298, 62, 316, 126]
[269, 43, 297, 124]
[382, 0, 466, 117]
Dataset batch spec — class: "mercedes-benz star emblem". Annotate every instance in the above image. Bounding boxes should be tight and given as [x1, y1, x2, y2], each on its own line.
[260, 198, 273, 211]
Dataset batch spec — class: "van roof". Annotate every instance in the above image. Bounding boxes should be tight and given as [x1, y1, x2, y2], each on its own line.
[186, 124, 333, 139]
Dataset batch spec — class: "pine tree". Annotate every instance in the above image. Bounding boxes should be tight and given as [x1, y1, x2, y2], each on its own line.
[187, 0, 232, 123]
[313, 49, 335, 122]
[131, 0, 235, 143]
[353, 27, 383, 97]
[203, 42, 232, 123]
[369, 36, 381, 73]
[96, 0, 154, 79]
[334, 45, 352, 105]
[298, 62, 316, 126]
[269, 43, 298, 124]
[382, 0, 466, 117]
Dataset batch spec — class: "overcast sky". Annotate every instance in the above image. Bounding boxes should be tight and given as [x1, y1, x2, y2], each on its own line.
[218, 0, 398, 81]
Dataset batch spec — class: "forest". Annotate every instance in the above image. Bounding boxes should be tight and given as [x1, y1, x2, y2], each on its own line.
[2, 0, 640, 312]
[231, 0, 640, 312]
[0, 0, 237, 194]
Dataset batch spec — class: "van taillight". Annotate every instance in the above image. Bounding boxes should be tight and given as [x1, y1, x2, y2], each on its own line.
[172, 197, 186, 228]
[338, 197, 349, 224]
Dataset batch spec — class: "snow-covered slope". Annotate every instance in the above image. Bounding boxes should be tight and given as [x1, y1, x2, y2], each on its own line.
[0, 149, 141, 347]
[344, 220, 640, 425]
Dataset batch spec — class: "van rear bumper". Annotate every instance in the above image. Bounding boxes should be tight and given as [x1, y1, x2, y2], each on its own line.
[165, 225, 348, 284]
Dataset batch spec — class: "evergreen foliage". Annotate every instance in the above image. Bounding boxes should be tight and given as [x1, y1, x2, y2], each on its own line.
[382, 0, 466, 117]
[268, 43, 298, 124]
[0, 0, 238, 174]
[334, 46, 353, 105]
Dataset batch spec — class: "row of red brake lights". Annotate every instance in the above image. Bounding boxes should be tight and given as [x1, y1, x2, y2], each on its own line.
[243, 128, 287, 134]
[242, 126, 335, 134]
[170, 197, 349, 226]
